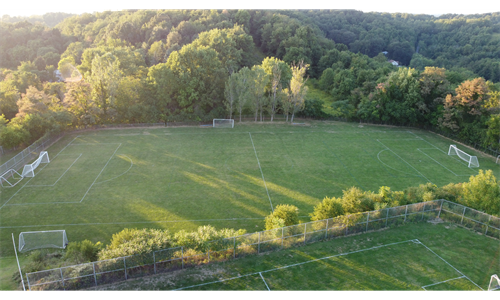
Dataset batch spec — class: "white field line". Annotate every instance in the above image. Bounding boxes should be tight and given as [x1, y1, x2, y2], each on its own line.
[70, 143, 122, 145]
[27, 154, 83, 187]
[416, 149, 472, 177]
[249, 132, 273, 212]
[79, 143, 122, 202]
[376, 149, 421, 177]
[0, 217, 266, 229]
[173, 239, 415, 291]
[0, 137, 78, 210]
[421, 275, 465, 290]
[376, 139, 433, 184]
[415, 239, 484, 291]
[407, 131, 478, 172]
[94, 155, 133, 185]
[259, 272, 271, 291]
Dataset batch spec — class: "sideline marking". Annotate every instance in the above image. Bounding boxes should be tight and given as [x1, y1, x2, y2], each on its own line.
[27, 154, 83, 187]
[259, 272, 271, 291]
[249, 132, 273, 212]
[375, 139, 433, 184]
[421, 275, 465, 290]
[79, 144, 122, 202]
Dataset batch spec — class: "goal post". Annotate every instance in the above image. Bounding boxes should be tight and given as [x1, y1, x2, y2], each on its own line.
[448, 145, 479, 168]
[496, 155, 500, 164]
[0, 169, 23, 188]
[22, 151, 49, 178]
[488, 274, 500, 291]
[19, 230, 68, 253]
[213, 119, 234, 128]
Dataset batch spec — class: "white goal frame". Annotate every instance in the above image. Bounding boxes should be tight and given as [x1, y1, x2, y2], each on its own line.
[19, 230, 68, 252]
[213, 119, 234, 128]
[448, 145, 479, 168]
[0, 169, 23, 188]
[489, 274, 500, 291]
[22, 151, 49, 177]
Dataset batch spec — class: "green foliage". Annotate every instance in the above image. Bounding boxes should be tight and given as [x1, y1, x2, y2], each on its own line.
[309, 196, 344, 221]
[98, 228, 172, 260]
[265, 204, 299, 230]
[462, 170, 500, 215]
[64, 240, 102, 263]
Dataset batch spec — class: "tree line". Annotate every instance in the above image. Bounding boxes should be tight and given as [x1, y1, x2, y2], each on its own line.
[0, 9, 499, 152]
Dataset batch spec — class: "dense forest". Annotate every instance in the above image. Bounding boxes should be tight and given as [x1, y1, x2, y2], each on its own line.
[0, 9, 498, 153]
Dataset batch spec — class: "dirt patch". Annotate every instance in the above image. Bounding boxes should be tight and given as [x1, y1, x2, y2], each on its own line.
[427, 217, 444, 225]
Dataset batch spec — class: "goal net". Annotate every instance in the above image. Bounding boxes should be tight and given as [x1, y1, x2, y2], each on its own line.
[213, 119, 234, 128]
[19, 230, 68, 253]
[0, 169, 23, 188]
[22, 151, 49, 177]
[488, 274, 500, 291]
[448, 145, 479, 168]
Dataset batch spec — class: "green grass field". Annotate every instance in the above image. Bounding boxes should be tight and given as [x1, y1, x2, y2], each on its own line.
[0, 121, 499, 290]
[93, 222, 500, 291]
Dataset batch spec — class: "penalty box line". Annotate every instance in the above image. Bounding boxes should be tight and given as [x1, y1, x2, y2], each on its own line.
[0, 136, 79, 210]
[414, 239, 483, 291]
[26, 153, 83, 187]
[174, 239, 417, 291]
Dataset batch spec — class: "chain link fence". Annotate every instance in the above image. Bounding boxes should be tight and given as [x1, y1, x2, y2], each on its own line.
[25, 199, 499, 291]
[0, 132, 64, 181]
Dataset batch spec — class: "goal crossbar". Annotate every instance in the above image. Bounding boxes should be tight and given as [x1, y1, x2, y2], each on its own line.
[19, 230, 68, 252]
[0, 169, 23, 188]
[448, 145, 479, 168]
[213, 119, 234, 128]
[22, 151, 49, 177]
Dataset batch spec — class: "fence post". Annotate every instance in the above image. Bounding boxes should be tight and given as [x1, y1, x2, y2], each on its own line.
[60, 268, 65, 291]
[153, 251, 156, 274]
[366, 212, 370, 232]
[421, 203, 426, 220]
[304, 223, 307, 244]
[437, 200, 443, 218]
[123, 257, 127, 280]
[93, 262, 97, 287]
[325, 219, 329, 239]
[181, 247, 184, 269]
[282, 227, 284, 248]
[207, 249, 210, 263]
[461, 207, 466, 224]
[385, 208, 390, 227]
[258, 232, 261, 254]
[233, 237, 236, 259]
[26, 274, 31, 291]
[404, 205, 408, 223]
[485, 225, 489, 236]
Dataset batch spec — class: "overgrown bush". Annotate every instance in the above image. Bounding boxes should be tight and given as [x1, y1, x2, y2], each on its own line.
[64, 240, 102, 263]
[98, 228, 172, 260]
[462, 170, 499, 215]
[265, 204, 299, 230]
[309, 197, 344, 221]
[173, 226, 246, 253]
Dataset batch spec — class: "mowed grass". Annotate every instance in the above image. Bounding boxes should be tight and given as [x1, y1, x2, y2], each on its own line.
[95, 223, 500, 291]
[0, 121, 498, 262]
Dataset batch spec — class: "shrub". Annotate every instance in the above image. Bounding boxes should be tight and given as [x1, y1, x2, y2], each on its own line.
[265, 204, 299, 230]
[462, 170, 500, 216]
[340, 187, 374, 213]
[98, 228, 172, 260]
[310, 197, 344, 221]
[64, 240, 102, 263]
[173, 226, 246, 252]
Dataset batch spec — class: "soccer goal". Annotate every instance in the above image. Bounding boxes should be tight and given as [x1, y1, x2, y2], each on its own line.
[448, 145, 479, 168]
[488, 274, 500, 291]
[0, 169, 23, 188]
[213, 119, 234, 128]
[21, 151, 49, 177]
[19, 230, 68, 253]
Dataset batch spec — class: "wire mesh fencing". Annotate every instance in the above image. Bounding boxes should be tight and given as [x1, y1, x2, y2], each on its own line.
[25, 199, 499, 290]
[0, 132, 64, 180]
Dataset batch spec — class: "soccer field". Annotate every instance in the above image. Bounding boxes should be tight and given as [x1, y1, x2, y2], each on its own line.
[1, 121, 498, 256]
